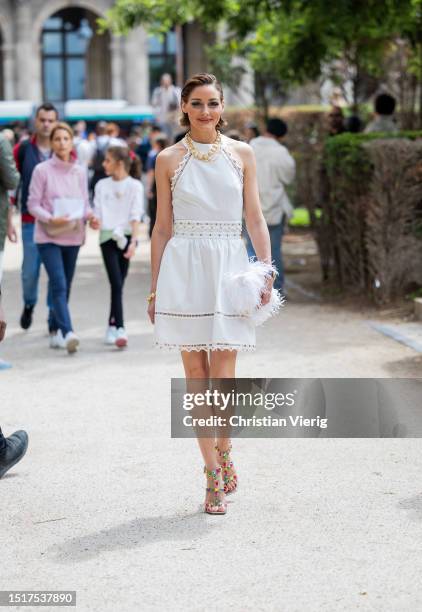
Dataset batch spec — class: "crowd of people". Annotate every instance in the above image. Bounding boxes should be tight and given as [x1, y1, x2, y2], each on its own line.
[0, 104, 174, 356]
[0, 105, 147, 356]
[0, 114, 290, 360]
[0, 86, 400, 363]
[0, 71, 401, 513]
[327, 92, 398, 137]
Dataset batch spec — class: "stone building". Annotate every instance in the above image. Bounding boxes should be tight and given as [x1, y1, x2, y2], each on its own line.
[0, 0, 214, 106]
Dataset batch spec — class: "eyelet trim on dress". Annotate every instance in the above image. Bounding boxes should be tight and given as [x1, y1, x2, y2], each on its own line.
[170, 150, 192, 192]
[155, 342, 256, 352]
[221, 146, 244, 185]
[173, 219, 242, 238]
[155, 310, 250, 319]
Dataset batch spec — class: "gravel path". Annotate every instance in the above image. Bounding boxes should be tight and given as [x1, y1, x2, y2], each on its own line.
[1, 227, 421, 612]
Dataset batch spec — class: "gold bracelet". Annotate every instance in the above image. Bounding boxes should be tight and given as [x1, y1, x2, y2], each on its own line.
[146, 292, 156, 303]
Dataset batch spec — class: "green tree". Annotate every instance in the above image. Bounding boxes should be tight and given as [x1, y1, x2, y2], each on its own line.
[101, 0, 422, 123]
[394, 0, 422, 126]
[100, 0, 288, 116]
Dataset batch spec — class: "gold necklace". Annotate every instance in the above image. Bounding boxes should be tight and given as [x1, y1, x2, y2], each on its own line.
[185, 131, 221, 162]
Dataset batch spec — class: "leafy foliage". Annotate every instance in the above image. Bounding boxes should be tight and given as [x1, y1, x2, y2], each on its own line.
[100, 0, 422, 122]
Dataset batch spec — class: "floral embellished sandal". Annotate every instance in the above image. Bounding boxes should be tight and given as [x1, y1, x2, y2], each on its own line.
[215, 444, 238, 495]
[204, 466, 227, 515]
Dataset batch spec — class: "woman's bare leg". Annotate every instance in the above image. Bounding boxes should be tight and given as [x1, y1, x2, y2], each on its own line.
[210, 350, 238, 492]
[181, 349, 227, 512]
[209, 349, 237, 379]
[210, 349, 236, 447]
[181, 350, 218, 469]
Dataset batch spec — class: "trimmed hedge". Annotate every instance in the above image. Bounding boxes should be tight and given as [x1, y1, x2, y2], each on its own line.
[223, 109, 422, 303]
[321, 131, 422, 303]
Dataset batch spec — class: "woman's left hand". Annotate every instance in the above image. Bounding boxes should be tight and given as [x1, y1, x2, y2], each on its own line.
[260, 276, 274, 306]
[124, 242, 137, 260]
[89, 216, 100, 230]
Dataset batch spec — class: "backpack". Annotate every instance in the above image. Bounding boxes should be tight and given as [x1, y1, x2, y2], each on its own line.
[15, 140, 32, 210]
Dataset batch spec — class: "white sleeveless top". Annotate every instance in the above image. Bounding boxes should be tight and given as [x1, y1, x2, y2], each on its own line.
[171, 134, 244, 222]
[154, 134, 256, 352]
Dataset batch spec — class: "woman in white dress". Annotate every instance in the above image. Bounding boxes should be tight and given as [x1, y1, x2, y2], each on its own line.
[148, 74, 274, 514]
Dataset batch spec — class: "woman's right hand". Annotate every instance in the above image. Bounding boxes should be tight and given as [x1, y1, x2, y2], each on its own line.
[49, 216, 70, 227]
[147, 297, 156, 324]
[89, 217, 100, 230]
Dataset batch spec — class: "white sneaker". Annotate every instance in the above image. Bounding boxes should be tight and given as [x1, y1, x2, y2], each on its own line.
[115, 327, 128, 348]
[64, 331, 80, 354]
[105, 325, 118, 345]
[112, 229, 128, 250]
[49, 330, 65, 349]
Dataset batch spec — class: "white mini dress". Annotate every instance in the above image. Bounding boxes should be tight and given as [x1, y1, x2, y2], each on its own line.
[154, 134, 256, 352]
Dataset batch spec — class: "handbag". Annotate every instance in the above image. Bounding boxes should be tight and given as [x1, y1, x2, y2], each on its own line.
[39, 219, 80, 237]
[223, 259, 284, 327]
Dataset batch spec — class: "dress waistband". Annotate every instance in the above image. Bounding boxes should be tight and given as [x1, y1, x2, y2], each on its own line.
[173, 220, 242, 238]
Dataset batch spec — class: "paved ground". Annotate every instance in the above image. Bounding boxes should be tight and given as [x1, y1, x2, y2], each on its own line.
[1, 226, 422, 612]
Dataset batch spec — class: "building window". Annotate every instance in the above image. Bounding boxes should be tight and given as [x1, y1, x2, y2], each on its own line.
[148, 30, 177, 96]
[41, 9, 93, 102]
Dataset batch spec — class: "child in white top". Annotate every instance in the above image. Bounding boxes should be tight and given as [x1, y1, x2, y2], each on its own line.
[90, 146, 144, 348]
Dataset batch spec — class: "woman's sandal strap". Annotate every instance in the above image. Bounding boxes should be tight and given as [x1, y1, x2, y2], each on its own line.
[214, 444, 232, 460]
[215, 445, 238, 494]
[204, 465, 226, 513]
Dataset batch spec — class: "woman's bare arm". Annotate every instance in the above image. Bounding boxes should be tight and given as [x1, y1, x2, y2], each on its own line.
[234, 142, 272, 265]
[232, 141, 274, 305]
[148, 144, 185, 322]
[150, 153, 173, 292]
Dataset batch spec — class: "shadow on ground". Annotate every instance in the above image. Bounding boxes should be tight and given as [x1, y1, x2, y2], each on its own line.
[52, 511, 221, 563]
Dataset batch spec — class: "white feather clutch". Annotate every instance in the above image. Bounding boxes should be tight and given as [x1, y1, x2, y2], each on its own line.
[223, 259, 285, 326]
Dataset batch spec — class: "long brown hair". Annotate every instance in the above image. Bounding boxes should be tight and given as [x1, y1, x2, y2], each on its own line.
[180, 73, 226, 129]
[107, 146, 141, 179]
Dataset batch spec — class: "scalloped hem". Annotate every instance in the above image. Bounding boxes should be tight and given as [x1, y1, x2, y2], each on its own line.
[155, 342, 256, 353]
